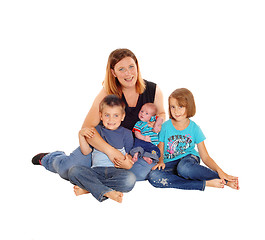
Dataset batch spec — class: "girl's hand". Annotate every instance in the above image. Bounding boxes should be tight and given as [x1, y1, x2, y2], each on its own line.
[79, 127, 95, 139]
[113, 154, 134, 169]
[218, 170, 238, 185]
[152, 162, 165, 170]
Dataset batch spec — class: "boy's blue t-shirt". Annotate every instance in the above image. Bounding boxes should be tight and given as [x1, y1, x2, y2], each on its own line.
[159, 119, 206, 163]
[92, 125, 134, 168]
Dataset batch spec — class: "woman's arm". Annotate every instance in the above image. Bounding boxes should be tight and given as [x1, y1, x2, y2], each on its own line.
[82, 88, 107, 128]
[81, 88, 125, 161]
[197, 141, 238, 183]
[154, 86, 166, 121]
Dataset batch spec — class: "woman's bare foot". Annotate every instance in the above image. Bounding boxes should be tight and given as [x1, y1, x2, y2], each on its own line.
[104, 191, 123, 203]
[73, 185, 90, 196]
[206, 179, 224, 188]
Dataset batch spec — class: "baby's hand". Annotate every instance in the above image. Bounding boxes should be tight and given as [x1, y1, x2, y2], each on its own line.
[79, 127, 95, 139]
[144, 136, 151, 142]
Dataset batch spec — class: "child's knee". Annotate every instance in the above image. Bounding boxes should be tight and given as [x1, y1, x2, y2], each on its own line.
[123, 172, 136, 192]
[177, 158, 196, 179]
[68, 166, 84, 183]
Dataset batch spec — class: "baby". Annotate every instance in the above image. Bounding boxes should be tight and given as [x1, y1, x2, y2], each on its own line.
[130, 103, 163, 164]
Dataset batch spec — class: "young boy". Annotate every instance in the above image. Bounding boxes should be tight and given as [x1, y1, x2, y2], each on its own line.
[130, 103, 163, 164]
[68, 95, 136, 203]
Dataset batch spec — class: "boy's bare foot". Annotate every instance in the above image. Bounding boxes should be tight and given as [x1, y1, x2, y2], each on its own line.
[206, 179, 224, 188]
[73, 185, 90, 196]
[143, 156, 153, 164]
[132, 152, 138, 163]
[104, 191, 123, 203]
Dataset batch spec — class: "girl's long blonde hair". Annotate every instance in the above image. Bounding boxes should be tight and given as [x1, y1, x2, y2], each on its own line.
[103, 48, 146, 98]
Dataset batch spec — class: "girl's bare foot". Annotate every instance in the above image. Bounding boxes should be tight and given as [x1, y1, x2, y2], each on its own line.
[206, 179, 224, 188]
[73, 185, 90, 196]
[104, 191, 123, 203]
[226, 179, 240, 190]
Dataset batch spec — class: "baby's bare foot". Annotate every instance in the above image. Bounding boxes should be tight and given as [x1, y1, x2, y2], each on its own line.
[206, 179, 224, 188]
[73, 185, 90, 196]
[143, 156, 153, 164]
[132, 152, 138, 163]
[104, 191, 123, 203]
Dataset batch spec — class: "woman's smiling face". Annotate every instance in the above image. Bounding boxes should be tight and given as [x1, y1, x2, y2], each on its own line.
[111, 57, 138, 89]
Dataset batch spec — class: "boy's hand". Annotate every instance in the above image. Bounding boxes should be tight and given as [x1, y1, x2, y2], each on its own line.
[152, 162, 165, 170]
[79, 127, 95, 139]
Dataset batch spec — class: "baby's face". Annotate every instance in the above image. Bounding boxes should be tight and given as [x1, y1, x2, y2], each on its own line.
[138, 105, 154, 122]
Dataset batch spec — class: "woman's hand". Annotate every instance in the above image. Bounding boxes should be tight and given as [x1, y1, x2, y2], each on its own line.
[152, 161, 165, 170]
[148, 121, 155, 128]
[106, 147, 126, 163]
[113, 154, 134, 169]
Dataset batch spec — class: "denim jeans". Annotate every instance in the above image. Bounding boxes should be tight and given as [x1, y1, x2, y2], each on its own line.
[130, 138, 161, 163]
[130, 157, 156, 181]
[68, 166, 136, 202]
[177, 154, 219, 180]
[148, 154, 220, 191]
[148, 157, 205, 191]
[41, 147, 92, 180]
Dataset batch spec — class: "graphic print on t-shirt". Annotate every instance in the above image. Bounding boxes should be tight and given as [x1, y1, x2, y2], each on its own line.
[165, 134, 193, 159]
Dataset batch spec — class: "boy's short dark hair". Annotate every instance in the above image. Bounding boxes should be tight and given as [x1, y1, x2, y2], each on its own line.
[99, 95, 125, 113]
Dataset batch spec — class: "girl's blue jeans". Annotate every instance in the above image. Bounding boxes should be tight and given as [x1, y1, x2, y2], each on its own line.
[68, 166, 136, 202]
[148, 154, 219, 191]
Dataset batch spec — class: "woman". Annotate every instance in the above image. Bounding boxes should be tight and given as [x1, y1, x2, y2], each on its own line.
[32, 48, 165, 181]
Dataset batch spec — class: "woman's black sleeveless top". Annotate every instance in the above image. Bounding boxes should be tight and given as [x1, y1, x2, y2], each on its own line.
[121, 80, 156, 131]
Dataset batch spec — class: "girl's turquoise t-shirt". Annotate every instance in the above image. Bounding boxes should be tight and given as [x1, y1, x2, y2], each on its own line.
[159, 119, 206, 163]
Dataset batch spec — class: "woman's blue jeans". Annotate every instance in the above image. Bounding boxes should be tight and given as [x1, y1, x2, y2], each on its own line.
[68, 166, 136, 202]
[148, 154, 219, 191]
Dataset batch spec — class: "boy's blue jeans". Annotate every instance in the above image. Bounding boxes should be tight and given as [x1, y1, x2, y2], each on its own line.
[68, 166, 136, 202]
[41, 147, 92, 180]
[148, 154, 219, 191]
[41, 147, 153, 181]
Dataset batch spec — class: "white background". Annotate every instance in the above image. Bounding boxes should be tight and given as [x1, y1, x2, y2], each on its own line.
[1, 1, 264, 239]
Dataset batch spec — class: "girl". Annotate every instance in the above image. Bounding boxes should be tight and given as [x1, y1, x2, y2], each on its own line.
[149, 88, 239, 190]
